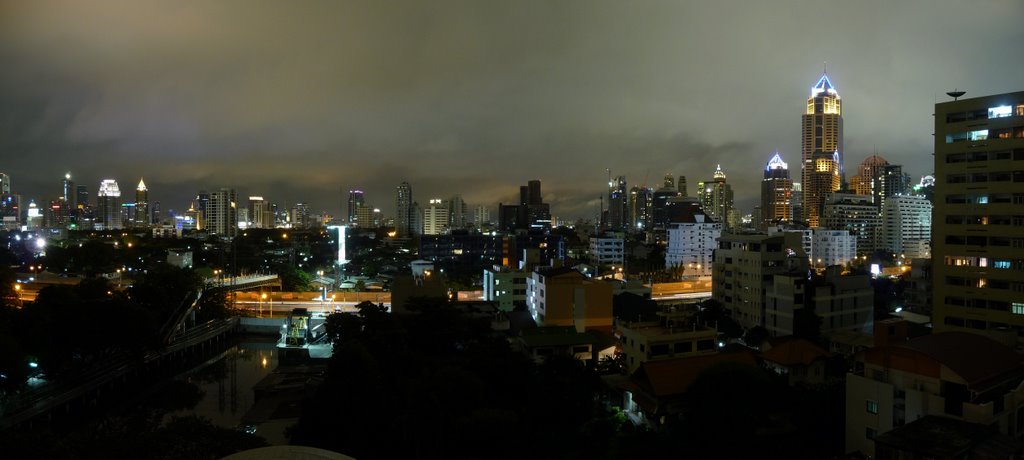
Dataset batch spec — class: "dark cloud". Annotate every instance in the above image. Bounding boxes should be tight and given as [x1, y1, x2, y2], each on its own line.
[2, 0, 1023, 219]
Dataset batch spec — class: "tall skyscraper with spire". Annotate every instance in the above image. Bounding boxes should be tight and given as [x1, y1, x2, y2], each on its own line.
[761, 152, 793, 229]
[135, 178, 149, 227]
[801, 72, 844, 228]
[697, 165, 734, 228]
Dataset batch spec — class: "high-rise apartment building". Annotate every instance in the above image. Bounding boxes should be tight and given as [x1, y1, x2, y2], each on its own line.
[665, 210, 721, 278]
[761, 152, 793, 229]
[423, 198, 449, 235]
[207, 188, 238, 237]
[876, 164, 910, 210]
[473, 205, 491, 228]
[822, 193, 880, 256]
[96, 179, 122, 230]
[802, 73, 844, 227]
[713, 232, 809, 330]
[395, 181, 413, 237]
[347, 189, 364, 225]
[697, 165, 734, 228]
[881, 195, 932, 259]
[629, 186, 653, 230]
[0, 173, 10, 194]
[933, 91, 1024, 342]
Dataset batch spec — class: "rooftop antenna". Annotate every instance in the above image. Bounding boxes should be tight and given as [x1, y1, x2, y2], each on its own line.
[946, 89, 966, 101]
[823, 61, 827, 75]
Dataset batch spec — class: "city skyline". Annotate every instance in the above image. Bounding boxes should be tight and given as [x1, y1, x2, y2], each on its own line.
[2, 1, 1023, 218]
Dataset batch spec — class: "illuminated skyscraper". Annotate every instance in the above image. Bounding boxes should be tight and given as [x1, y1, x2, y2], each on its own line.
[347, 189, 364, 225]
[760, 152, 793, 229]
[0, 173, 10, 194]
[395, 181, 413, 237]
[248, 196, 272, 228]
[697, 165, 734, 228]
[96, 179, 122, 230]
[801, 73, 844, 227]
[134, 178, 149, 227]
[851, 155, 888, 199]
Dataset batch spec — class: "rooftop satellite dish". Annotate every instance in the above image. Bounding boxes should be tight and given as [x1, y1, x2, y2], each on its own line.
[946, 89, 966, 101]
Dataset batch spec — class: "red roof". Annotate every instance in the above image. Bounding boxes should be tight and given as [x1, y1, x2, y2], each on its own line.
[761, 337, 831, 366]
[628, 349, 758, 398]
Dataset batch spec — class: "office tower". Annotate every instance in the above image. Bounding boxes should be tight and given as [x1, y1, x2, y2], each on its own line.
[881, 195, 932, 259]
[933, 91, 1024, 340]
[395, 181, 413, 237]
[62, 173, 75, 209]
[527, 180, 542, 205]
[96, 179, 122, 230]
[761, 152, 793, 229]
[134, 178, 149, 227]
[663, 173, 675, 190]
[423, 199, 449, 235]
[852, 155, 889, 199]
[290, 202, 311, 229]
[76, 185, 89, 209]
[248, 196, 272, 228]
[0, 172, 9, 194]
[446, 194, 467, 230]
[207, 188, 238, 237]
[151, 201, 161, 225]
[677, 176, 688, 197]
[697, 165, 734, 228]
[523, 180, 551, 229]
[802, 73, 844, 227]
[347, 189, 364, 225]
[195, 190, 210, 220]
[628, 186, 652, 230]
[608, 176, 628, 230]
[791, 182, 803, 224]
[876, 164, 909, 210]
[356, 205, 381, 229]
[650, 183, 680, 230]
[411, 201, 424, 235]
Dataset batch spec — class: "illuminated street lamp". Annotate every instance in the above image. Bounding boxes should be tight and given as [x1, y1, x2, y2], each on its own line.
[14, 283, 21, 301]
[260, 292, 267, 318]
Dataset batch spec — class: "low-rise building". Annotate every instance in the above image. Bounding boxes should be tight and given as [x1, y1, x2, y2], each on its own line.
[617, 318, 718, 374]
[589, 234, 624, 266]
[527, 267, 612, 331]
[712, 232, 809, 331]
[845, 332, 1024, 457]
[482, 265, 528, 312]
[765, 266, 873, 337]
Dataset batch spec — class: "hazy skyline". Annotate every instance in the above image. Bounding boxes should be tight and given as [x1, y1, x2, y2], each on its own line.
[2, 0, 1023, 219]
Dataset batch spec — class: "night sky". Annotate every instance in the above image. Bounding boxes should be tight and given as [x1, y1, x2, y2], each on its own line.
[2, 1, 1022, 220]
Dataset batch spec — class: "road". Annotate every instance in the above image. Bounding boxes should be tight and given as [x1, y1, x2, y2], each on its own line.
[234, 300, 389, 317]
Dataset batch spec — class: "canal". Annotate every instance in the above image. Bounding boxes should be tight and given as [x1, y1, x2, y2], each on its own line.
[164, 336, 283, 441]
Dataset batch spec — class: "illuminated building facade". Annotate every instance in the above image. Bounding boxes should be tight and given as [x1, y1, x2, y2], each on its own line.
[802, 73, 844, 227]
[133, 178, 149, 228]
[760, 152, 793, 229]
[933, 91, 1024, 342]
[697, 165, 734, 228]
[423, 198, 449, 235]
[96, 179, 122, 230]
[851, 155, 888, 199]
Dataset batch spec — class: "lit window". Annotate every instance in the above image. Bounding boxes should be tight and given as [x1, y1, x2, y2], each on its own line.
[1013, 303, 1024, 315]
[994, 260, 1012, 269]
[988, 106, 1012, 118]
[969, 130, 989, 141]
[866, 400, 879, 414]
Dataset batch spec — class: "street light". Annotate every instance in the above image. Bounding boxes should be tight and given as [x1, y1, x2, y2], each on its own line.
[14, 283, 21, 301]
[260, 292, 267, 318]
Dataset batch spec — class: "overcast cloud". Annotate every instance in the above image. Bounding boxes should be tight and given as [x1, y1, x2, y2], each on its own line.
[2, 0, 1022, 219]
